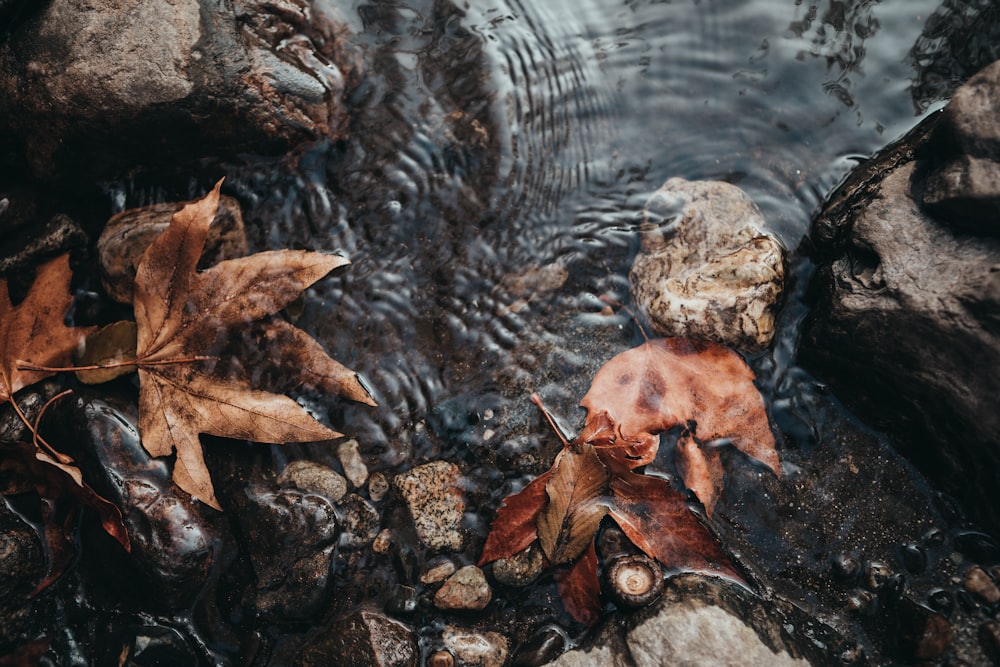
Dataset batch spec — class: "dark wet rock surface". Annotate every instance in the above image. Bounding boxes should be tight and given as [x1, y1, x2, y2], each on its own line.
[801, 59, 1000, 533]
[0, 0, 359, 181]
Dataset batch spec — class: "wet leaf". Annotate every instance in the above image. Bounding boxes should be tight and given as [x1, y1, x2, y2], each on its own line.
[0, 254, 95, 404]
[555, 541, 601, 626]
[578, 338, 779, 513]
[74, 320, 138, 384]
[603, 454, 739, 581]
[131, 180, 376, 510]
[0, 441, 130, 593]
[537, 445, 609, 565]
[478, 470, 552, 565]
[674, 432, 725, 516]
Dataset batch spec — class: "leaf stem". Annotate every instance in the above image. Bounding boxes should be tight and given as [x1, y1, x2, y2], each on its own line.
[529, 392, 571, 448]
[17, 355, 218, 373]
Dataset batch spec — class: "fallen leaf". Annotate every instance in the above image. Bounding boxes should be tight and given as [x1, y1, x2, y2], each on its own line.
[674, 432, 725, 516]
[74, 320, 138, 384]
[537, 445, 609, 565]
[0, 441, 130, 593]
[478, 470, 552, 565]
[577, 338, 779, 513]
[0, 255, 95, 405]
[603, 454, 738, 580]
[131, 180, 376, 509]
[555, 541, 601, 627]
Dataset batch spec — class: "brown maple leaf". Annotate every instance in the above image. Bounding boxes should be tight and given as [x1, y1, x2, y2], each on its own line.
[578, 337, 780, 515]
[0, 255, 95, 407]
[537, 444, 608, 565]
[130, 181, 376, 510]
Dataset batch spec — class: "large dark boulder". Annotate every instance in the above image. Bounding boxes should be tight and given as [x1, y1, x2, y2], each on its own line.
[0, 0, 360, 181]
[801, 59, 1000, 531]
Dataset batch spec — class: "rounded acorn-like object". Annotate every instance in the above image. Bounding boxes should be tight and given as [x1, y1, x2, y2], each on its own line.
[605, 554, 664, 609]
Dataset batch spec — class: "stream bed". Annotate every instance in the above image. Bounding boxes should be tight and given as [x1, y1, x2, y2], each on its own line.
[4, 0, 1000, 664]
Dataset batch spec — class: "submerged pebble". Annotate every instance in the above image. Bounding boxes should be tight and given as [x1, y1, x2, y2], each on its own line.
[964, 566, 1000, 604]
[491, 544, 545, 588]
[442, 626, 509, 667]
[435, 566, 492, 611]
[338, 439, 370, 489]
[394, 461, 465, 552]
[278, 460, 349, 503]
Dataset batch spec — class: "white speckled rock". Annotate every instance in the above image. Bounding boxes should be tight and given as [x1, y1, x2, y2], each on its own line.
[629, 178, 785, 353]
[442, 626, 508, 667]
[393, 461, 465, 551]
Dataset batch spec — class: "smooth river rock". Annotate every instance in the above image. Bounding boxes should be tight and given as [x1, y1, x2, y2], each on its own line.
[629, 178, 786, 353]
[801, 60, 1000, 530]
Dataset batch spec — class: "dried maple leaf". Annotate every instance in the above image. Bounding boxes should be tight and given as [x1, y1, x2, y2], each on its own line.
[479, 469, 552, 565]
[578, 337, 779, 515]
[131, 181, 376, 510]
[555, 541, 601, 627]
[0, 255, 95, 406]
[537, 444, 608, 565]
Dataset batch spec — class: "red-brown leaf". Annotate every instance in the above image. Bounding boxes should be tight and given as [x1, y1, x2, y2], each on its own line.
[479, 469, 552, 565]
[604, 455, 740, 582]
[0, 441, 130, 593]
[674, 432, 725, 516]
[555, 541, 602, 626]
[537, 445, 609, 565]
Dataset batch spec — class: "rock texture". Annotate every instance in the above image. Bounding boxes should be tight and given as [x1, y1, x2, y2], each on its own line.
[0, 0, 360, 180]
[629, 178, 785, 353]
[801, 58, 1000, 531]
[394, 461, 465, 552]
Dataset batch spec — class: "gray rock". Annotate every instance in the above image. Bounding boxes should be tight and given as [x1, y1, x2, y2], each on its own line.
[629, 178, 786, 353]
[295, 609, 418, 667]
[434, 565, 492, 612]
[921, 59, 1000, 233]
[278, 460, 348, 504]
[337, 438, 369, 489]
[335, 493, 380, 549]
[442, 626, 508, 667]
[550, 576, 819, 667]
[801, 103, 1000, 529]
[0, 0, 359, 180]
[393, 461, 465, 552]
[491, 543, 545, 588]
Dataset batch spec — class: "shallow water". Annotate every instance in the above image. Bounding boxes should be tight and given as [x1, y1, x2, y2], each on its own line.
[24, 0, 997, 662]
[220, 0, 945, 464]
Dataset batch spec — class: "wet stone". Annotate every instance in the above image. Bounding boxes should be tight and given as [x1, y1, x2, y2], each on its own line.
[898, 543, 928, 575]
[492, 543, 545, 587]
[97, 194, 248, 303]
[0, 499, 44, 649]
[892, 599, 954, 661]
[235, 484, 338, 621]
[386, 585, 418, 615]
[278, 460, 348, 504]
[338, 439, 369, 489]
[979, 620, 1000, 664]
[863, 560, 892, 591]
[442, 626, 509, 667]
[39, 392, 218, 610]
[0, 213, 87, 275]
[511, 626, 568, 667]
[629, 177, 786, 353]
[964, 566, 1000, 604]
[336, 493, 380, 549]
[369, 471, 390, 502]
[373, 528, 392, 555]
[393, 461, 465, 552]
[295, 609, 418, 667]
[927, 588, 955, 616]
[434, 566, 492, 611]
[420, 557, 457, 585]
